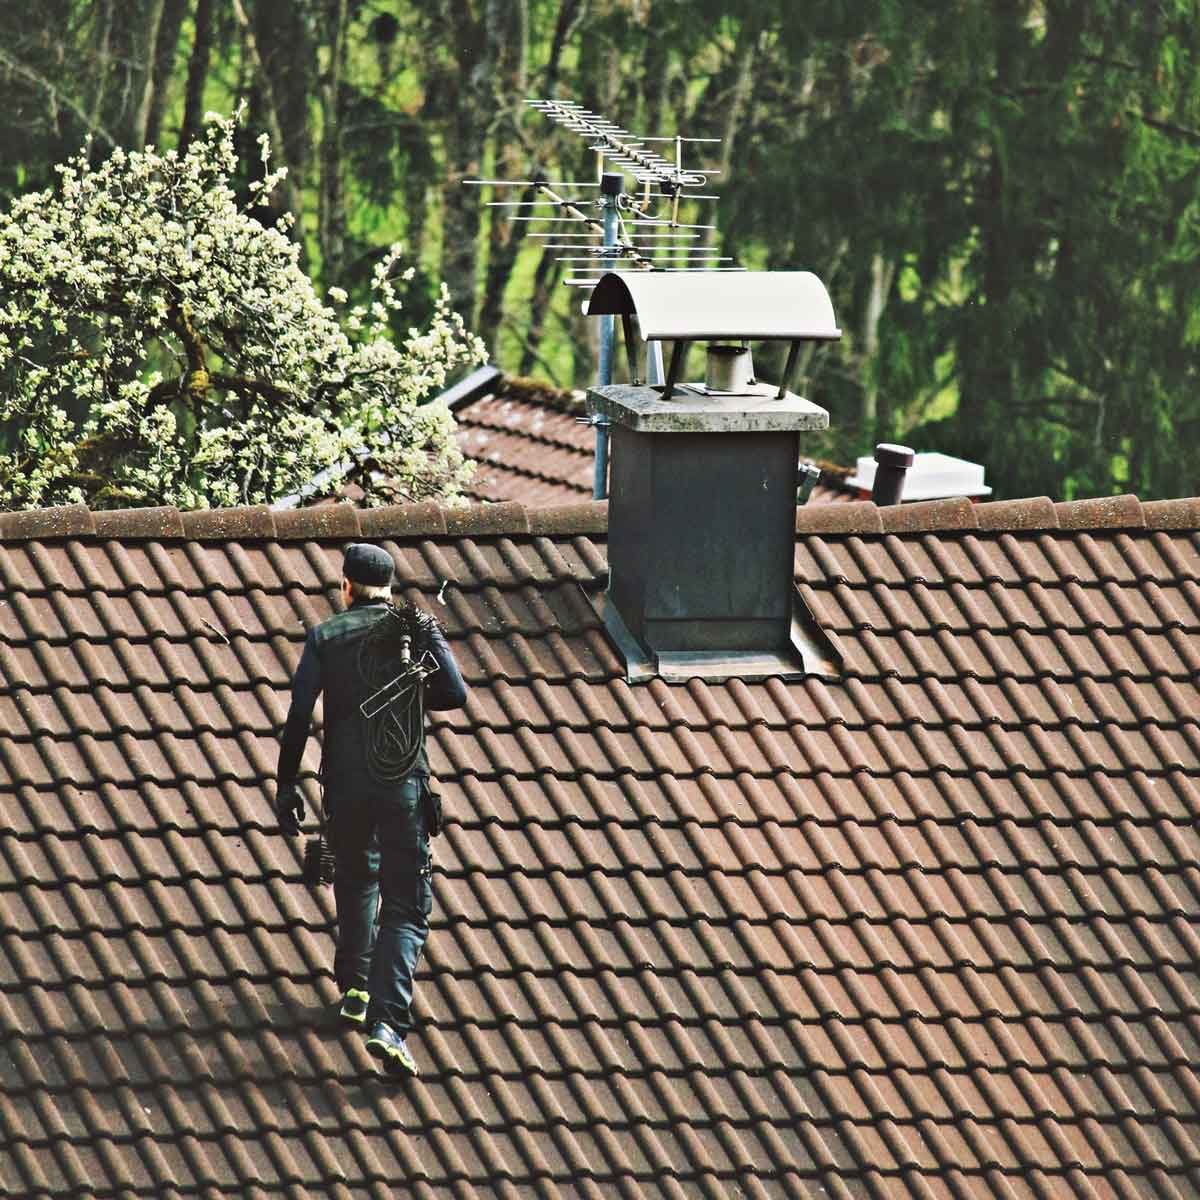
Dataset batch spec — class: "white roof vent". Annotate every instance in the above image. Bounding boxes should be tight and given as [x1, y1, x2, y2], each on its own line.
[846, 451, 992, 502]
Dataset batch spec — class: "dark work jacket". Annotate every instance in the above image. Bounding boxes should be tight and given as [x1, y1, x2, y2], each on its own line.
[276, 599, 467, 800]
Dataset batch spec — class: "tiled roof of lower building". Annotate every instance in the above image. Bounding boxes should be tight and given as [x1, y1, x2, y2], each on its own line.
[1, 494, 1198, 1199]
[454, 381, 859, 506]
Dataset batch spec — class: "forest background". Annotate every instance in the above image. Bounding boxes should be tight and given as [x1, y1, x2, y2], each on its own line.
[2, 0, 1199, 502]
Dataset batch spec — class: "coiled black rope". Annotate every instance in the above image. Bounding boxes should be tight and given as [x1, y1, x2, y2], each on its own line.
[358, 604, 436, 783]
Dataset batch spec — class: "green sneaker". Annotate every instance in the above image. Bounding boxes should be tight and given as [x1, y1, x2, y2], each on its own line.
[339, 988, 370, 1025]
[365, 1021, 418, 1076]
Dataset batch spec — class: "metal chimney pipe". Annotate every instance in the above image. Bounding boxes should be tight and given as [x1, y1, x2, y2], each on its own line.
[871, 443, 915, 506]
[593, 171, 625, 500]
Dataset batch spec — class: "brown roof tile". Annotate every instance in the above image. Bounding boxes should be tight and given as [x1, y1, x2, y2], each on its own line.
[92, 504, 188, 539]
[1143, 497, 1200, 530]
[880, 496, 980, 532]
[0, 495, 1198, 1198]
[180, 503, 278, 540]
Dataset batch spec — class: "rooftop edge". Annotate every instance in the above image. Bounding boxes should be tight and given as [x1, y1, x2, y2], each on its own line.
[0, 493, 1196, 543]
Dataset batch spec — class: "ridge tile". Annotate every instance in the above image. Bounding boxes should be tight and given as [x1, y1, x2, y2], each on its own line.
[1054, 494, 1146, 530]
[180, 505, 277, 540]
[1, 503, 96, 540]
[93, 505, 187, 539]
[272, 502, 361, 540]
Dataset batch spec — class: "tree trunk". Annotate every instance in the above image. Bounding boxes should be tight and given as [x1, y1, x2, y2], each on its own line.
[570, 285, 596, 386]
[230, 0, 305, 243]
[860, 251, 895, 437]
[144, 0, 189, 148]
[88, 0, 114, 139]
[254, 0, 315, 204]
[318, 0, 349, 288]
[402, 142, 430, 266]
[131, 0, 167, 148]
[179, 0, 215, 151]
[437, 0, 494, 323]
[478, 173, 531, 355]
[440, 117, 485, 322]
[476, 0, 529, 351]
[958, 2, 1022, 454]
[519, 247, 564, 376]
[640, 11, 669, 137]
[542, 0, 585, 98]
[717, 16, 760, 184]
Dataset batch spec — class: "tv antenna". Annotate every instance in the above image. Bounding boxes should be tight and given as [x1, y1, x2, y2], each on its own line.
[466, 99, 740, 496]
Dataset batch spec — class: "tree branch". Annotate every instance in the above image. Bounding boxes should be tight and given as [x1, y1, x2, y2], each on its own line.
[209, 372, 296, 405]
[1133, 110, 1200, 144]
[501, 317, 563, 387]
[169, 302, 209, 408]
[0, 45, 117, 147]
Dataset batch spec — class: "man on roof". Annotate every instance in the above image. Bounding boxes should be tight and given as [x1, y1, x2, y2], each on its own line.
[275, 542, 467, 1077]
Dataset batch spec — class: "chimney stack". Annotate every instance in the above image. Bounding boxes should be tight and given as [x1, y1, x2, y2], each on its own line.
[585, 271, 843, 682]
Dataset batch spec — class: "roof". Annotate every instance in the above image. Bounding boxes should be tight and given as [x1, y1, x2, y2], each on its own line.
[585, 271, 842, 341]
[454, 380, 858, 506]
[455, 385, 598, 506]
[2, 492, 1199, 1199]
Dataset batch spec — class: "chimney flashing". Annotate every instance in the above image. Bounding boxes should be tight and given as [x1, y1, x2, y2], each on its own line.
[592, 586, 842, 684]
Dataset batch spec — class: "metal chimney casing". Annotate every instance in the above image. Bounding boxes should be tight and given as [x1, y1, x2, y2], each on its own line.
[606, 419, 802, 651]
[585, 270, 842, 682]
[588, 380, 830, 680]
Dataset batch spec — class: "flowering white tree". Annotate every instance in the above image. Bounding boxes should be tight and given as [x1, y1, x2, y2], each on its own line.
[0, 109, 486, 510]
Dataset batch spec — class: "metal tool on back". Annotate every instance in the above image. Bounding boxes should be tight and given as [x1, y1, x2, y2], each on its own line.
[359, 627, 439, 721]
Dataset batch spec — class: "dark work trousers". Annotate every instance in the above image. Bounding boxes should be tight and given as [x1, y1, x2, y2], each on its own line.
[328, 775, 434, 1034]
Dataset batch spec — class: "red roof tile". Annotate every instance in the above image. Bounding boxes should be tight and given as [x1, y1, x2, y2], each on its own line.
[1, 495, 1198, 1199]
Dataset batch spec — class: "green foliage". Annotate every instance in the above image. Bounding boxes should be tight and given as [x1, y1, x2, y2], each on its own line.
[1, 2, 1200, 501]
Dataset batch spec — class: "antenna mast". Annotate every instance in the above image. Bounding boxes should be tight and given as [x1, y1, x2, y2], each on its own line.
[466, 99, 737, 496]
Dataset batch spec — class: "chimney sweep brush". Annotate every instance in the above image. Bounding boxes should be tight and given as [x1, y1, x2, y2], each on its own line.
[304, 819, 336, 887]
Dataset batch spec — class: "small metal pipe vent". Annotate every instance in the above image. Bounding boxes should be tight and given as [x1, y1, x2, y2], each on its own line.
[871, 443, 915, 506]
[705, 344, 755, 394]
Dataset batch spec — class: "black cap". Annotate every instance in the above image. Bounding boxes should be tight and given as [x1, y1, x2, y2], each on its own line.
[343, 543, 394, 586]
[875, 443, 915, 470]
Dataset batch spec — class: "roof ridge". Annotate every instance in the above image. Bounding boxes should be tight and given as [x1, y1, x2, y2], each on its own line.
[0, 500, 608, 542]
[0, 493, 1197, 543]
[796, 493, 1200, 536]
[490, 374, 587, 415]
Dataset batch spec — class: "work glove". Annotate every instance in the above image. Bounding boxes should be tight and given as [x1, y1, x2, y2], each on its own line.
[275, 785, 304, 836]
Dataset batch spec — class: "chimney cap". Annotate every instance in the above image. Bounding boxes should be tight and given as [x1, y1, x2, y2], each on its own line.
[586, 270, 843, 341]
[875, 443, 916, 470]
